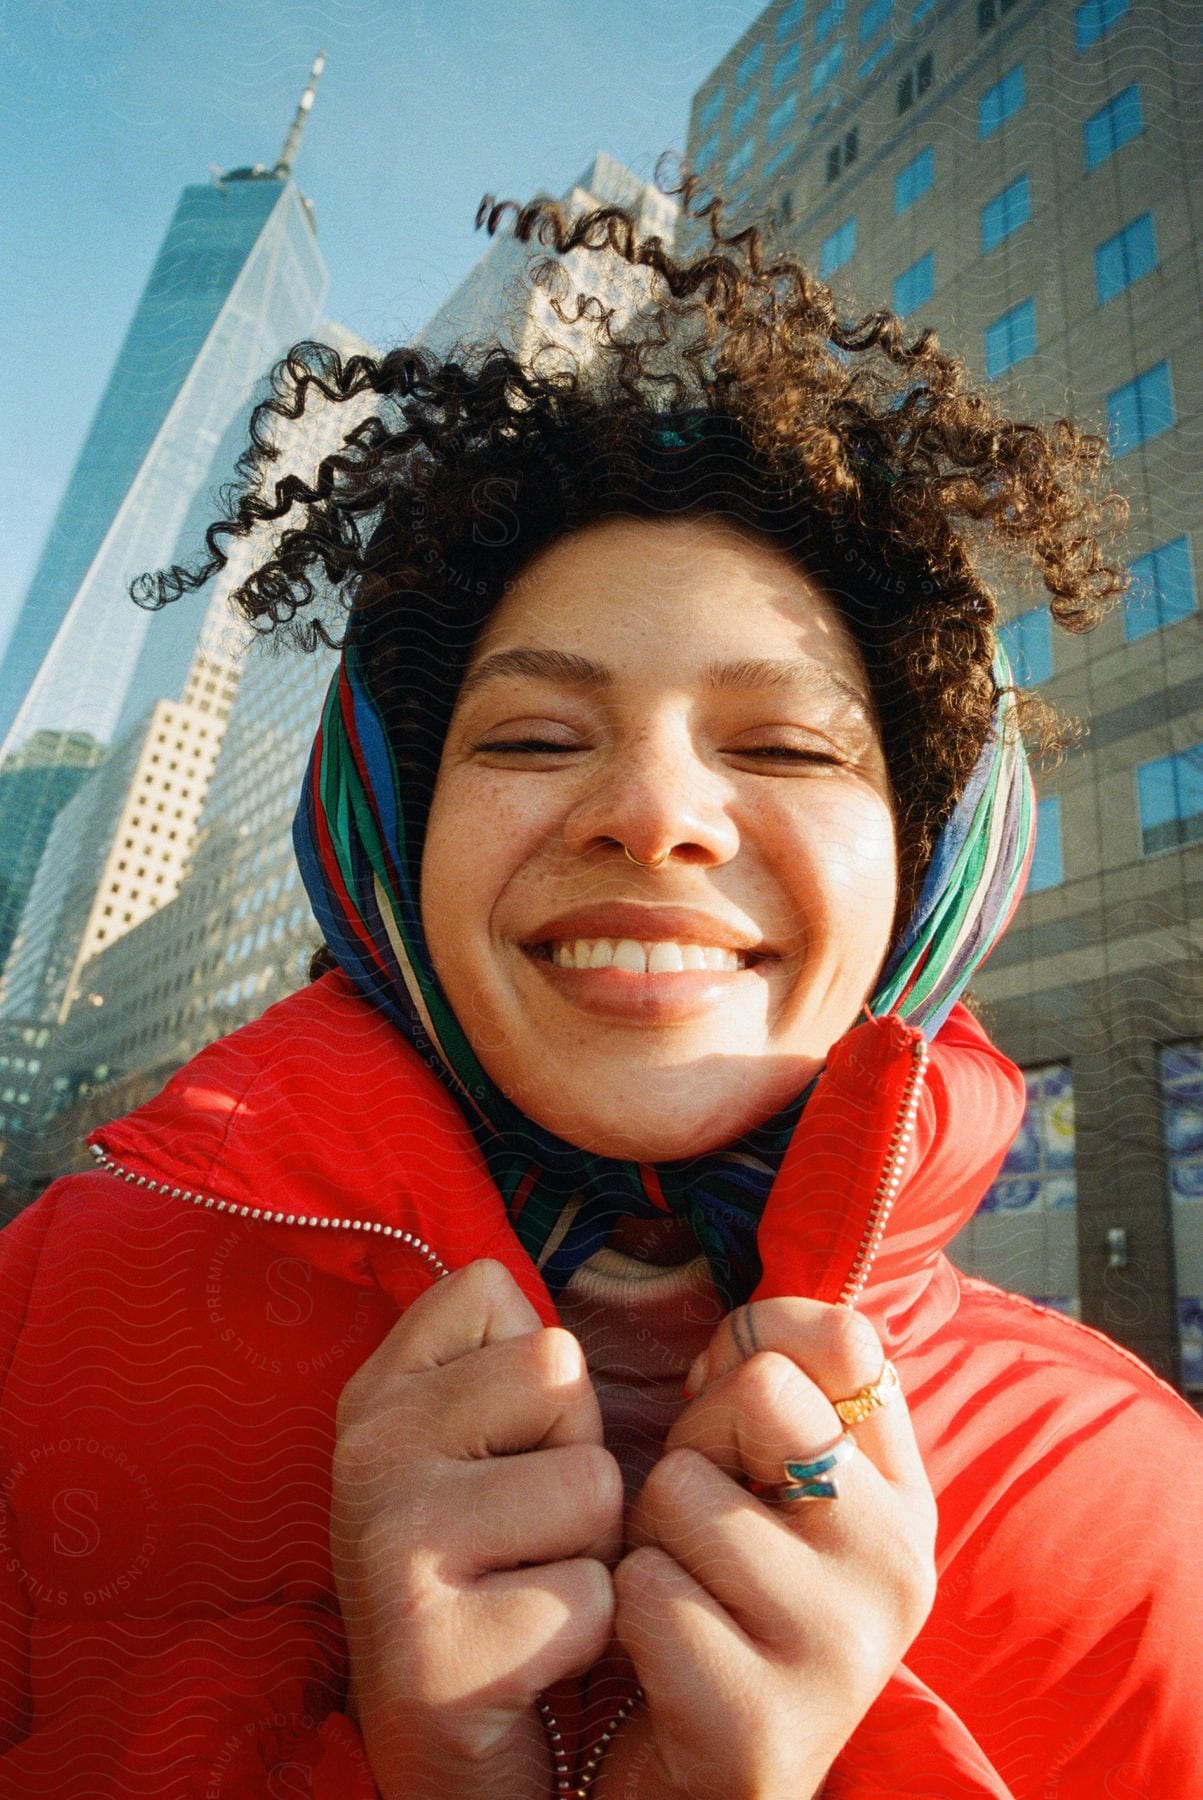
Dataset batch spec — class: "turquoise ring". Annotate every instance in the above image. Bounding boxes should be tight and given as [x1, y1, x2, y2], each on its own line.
[749, 1430, 857, 1505]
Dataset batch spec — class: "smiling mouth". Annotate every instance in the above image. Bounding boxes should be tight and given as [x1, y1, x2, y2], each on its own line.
[528, 937, 768, 974]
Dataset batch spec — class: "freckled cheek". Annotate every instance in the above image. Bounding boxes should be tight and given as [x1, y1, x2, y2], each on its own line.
[780, 794, 898, 920]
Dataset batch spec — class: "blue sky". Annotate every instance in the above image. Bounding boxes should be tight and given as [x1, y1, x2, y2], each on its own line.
[1, 0, 765, 661]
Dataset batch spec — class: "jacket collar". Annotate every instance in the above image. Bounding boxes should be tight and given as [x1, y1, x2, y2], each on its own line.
[88, 970, 1023, 1353]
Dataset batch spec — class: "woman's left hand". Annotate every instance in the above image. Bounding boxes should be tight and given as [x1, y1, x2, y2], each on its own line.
[596, 1300, 938, 1800]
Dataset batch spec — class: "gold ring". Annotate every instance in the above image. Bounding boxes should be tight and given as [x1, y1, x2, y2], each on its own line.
[623, 845, 670, 870]
[833, 1359, 900, 1426]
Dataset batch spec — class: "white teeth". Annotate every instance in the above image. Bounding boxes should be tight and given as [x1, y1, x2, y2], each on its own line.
[545, 938, 747, 972]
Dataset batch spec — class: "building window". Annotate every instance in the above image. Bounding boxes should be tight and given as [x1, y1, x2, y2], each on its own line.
[978, 0, 1018, 30]
[983, 1064, 1077, 1214]
[1160, 1043, 1203, 1388]
[811, 38, 844, 93]
[999, 606, 1053, 684]
[981, 173, 1031, 251]
[777, 0, 804, 40]
[731, 91, 759, 136]
[859, 0, 892, 40]
[816, 0, 845, 43]
[1094, 212, 1157, 303]
[694, 130, 719, 173]
[1028, 796, 1065, 893]
[894, 144, 934, 212]
[1084, 83, 1142, 168]
[1137, 746, 1203, 855]
[897, 50, 932, 111]
[858, 33, 894, 78]
[764, 138, 795, 180]
[774, 39, 802, 87]
[826, 125, 859, 178]
[1107, 361, 1174, 456]
[767, 91, 798, 141]
[737, 41, 764, 86]
[985, 297, 1036, 378]
[979, 63, 1025, 136]
[1075, 0, 1128, 50]
[1124, 536, 1196, 642]
[820, 214, 857, 277]
[892, 250, 934, 315]
[699, 87, 725, 131]
[727, 136, 756, 183]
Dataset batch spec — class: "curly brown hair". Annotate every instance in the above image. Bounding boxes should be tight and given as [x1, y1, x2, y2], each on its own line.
[134, 166, 1130, 927]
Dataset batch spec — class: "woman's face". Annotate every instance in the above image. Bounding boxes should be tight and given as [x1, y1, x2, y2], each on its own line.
[420, 514, 898, 1161]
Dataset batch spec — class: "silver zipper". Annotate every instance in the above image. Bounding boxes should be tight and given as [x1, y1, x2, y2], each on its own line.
[88, 1139, 633, 1787]
[88, 1140, 453, 1279]
[836, 1031, 930, 1309]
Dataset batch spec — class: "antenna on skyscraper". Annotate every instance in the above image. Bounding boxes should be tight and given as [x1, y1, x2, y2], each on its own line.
[274, 51, 326, 179]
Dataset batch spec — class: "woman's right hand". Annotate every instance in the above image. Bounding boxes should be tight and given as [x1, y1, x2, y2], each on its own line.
[330, 1258, 623, 1799]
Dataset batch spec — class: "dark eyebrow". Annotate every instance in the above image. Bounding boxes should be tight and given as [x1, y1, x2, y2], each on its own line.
[458, 645, 873, 720]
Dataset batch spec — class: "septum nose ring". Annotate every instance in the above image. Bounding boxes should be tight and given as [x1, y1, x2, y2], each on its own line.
[623, 843, 670, 871]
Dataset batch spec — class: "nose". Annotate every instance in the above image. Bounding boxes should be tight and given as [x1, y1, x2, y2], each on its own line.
[561, 718, 740, 869]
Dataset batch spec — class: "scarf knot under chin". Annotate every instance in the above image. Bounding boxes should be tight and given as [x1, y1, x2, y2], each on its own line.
[293, 631, 1032, 1308]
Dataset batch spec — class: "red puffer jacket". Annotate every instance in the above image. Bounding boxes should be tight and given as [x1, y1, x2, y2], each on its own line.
[0, 969, 1199, 1798]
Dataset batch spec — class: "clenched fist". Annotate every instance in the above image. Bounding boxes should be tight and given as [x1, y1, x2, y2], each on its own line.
[330, 1259, 624, 1798]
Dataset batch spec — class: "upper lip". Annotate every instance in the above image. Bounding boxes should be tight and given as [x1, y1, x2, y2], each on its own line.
[525, 904, 775, 957]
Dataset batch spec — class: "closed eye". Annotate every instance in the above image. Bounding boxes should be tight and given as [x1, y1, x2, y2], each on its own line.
[474, 738, 587, 754]
[734, 746, 844, 764]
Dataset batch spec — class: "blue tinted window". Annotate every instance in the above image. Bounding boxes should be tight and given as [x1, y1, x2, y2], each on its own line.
[777, 0, 804, 39]
[981, 174, 1031, 251]
[912, 0, 938, 16]
[1138, 747, 1203, 855]
[892, 250, 934, 315]
[895, 144, 934, 212]
[764, 139, 796, 180]
[774, 39, 802, 87]
[727, 137, 756, 183]
[820, 215, 856, 277]
[860, 0, 893, 40]
[816, 0, 846, 43]
[999, 607, 1053, 684]
[700, 86, 725, 129]
[738, 41, 764, 85]
[1095, 213, 1157, 303]
[811, 39, 845, 92]
[1075, 0, 1128, 50]
[1084, 84, 1142, 167]
[1028, 796, 1064, 893]
[1125, 537, 1197, 642]
[1107, 361, 1174, 456]
[985, 297, 1036, 378]
[979, 64, 1024, 136]
[858, 33, 894, 78]
[694, 132, 719, 173]
[767, 92, 798, 141]
[732, 91, 759, 135]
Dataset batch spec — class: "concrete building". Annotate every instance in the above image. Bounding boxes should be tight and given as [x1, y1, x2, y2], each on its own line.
[682, 0, 1202, 1388]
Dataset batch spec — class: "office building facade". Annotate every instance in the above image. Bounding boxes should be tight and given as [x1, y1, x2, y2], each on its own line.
[682, 0, 1201, 1387]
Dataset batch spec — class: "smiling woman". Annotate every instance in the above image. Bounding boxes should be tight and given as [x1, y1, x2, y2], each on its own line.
[0, 173, 1201, 1800]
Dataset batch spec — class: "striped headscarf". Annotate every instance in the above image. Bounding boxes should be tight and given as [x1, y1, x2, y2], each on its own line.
[293, 521, 1034, 1307]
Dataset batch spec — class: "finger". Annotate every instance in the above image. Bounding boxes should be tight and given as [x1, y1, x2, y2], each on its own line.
[386, 1258, 546, 1371]
[471, 1555, 616, 1695]
[448, 1442, 624, 1575]
[684, 1298, 923, 1491]
[613, 1541, 759, 1728]
[424, 1326, 604, 1457]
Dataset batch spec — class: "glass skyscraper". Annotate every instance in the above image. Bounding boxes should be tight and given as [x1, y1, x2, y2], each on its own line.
[0, 58, 329, 762]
